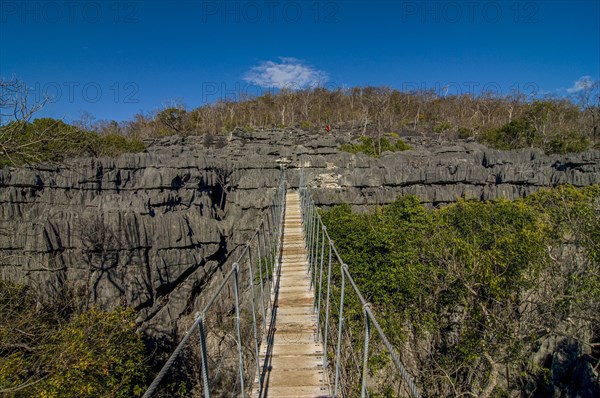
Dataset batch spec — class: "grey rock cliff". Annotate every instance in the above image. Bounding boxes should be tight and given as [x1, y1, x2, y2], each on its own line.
[1, 129, 599, 343]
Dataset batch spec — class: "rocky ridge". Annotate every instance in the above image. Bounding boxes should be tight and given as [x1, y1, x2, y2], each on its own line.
[1, 129, 599, 341]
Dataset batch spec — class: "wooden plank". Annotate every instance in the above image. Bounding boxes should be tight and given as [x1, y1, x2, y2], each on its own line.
[253, 191, 330, 397]
[253, 386, 329, 398]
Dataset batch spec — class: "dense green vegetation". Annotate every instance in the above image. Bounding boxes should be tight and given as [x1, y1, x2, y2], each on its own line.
[481, 101, 592, 154]
[321, 185, 600, 397]
[0, 280, 150, 397]
[0, 118, 145, 167]
[339, 135, 412, 157]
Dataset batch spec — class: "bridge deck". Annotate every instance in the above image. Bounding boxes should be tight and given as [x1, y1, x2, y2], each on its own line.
[252, 191, 330, 398]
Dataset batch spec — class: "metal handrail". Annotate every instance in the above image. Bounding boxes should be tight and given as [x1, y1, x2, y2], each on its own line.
[143, 168, 286, 398]
[298, 169, 421, 398]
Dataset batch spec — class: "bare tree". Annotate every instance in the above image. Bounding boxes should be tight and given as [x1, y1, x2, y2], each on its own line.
[373, 87, 393, 154]
[0, 77, 52, 165]
[574, 80, 600, 138]
[72, 111, 97, 132]
[0, 76, 48, 126]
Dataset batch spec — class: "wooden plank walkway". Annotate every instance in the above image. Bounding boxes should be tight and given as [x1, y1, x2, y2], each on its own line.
[252, 191, 330, 398]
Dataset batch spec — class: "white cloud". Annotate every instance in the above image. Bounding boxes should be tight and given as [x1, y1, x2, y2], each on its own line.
[244, 57, 328, 89]
[567, 75, 595, 94]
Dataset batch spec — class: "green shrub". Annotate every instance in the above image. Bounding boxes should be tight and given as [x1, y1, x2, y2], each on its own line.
[389, 137, 411, 151]
[481, 101, 591, 154]
[458, 127, 473, 138]
[433, 122, 452, 134]
[546, 131, 591, 154]
[482, 117, 534, 150]
[339, 136, 411, 157]
[340, 136, 376, 156]
[95, 133, 146, 158]
[0, 280, 150, 397]
[0, 118, 145, 167]
[38, 307, 149, 398]
[300, 121, 312, 130]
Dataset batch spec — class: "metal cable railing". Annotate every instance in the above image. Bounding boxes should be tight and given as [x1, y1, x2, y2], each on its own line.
[299, 170, 422, 398]
[142, 168, 286, 398]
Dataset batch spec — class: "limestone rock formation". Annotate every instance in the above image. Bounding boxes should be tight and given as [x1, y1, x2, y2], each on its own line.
[1, 129, 599, 344]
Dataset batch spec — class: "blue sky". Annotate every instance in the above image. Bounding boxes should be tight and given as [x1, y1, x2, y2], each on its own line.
[1, 0, 599, 123]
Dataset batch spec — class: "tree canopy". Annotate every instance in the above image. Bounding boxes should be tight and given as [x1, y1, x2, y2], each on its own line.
[321, 185, 600, 397]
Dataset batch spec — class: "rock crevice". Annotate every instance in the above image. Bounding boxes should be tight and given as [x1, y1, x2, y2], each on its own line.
[0, 130, 599, 339]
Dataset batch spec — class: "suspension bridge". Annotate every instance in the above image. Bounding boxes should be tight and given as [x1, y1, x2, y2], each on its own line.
[142, 170, 421, 398]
